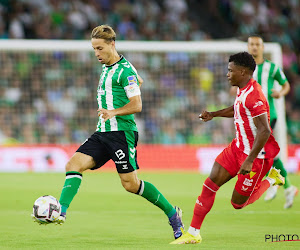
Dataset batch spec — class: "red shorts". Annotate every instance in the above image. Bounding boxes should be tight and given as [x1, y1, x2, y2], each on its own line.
[215, 141, 273, 196]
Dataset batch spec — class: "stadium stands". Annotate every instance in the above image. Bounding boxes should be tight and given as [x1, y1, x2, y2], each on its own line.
[0, 0, 299, 144]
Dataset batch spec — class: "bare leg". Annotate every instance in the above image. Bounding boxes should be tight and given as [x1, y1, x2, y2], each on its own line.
[118, 170, 141, 193]
[209, 161, 233, 187]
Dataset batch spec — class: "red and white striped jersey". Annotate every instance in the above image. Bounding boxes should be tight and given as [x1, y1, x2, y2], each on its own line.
[233, 79, 280, 159]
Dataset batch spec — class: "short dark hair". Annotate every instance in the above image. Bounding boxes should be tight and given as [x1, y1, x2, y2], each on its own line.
[229, 52, 256, 72]
[248, 34, 264, 41]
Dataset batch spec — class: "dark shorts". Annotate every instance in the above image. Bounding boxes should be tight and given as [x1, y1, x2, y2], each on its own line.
[77, 131, 139, 173]
[270, 118, 277, 129]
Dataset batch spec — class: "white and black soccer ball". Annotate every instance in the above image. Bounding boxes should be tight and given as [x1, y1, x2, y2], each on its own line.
[32, 195, 61, 223]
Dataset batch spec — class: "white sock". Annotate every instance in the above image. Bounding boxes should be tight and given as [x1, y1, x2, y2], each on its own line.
[266, 177, 275, 186]
[188, 226, 200, 237]
[284, 186, 294, 193]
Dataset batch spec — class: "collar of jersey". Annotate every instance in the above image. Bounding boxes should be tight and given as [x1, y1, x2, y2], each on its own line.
[105, 55, 124, 67]
[239, 78, 254, 91]
[257, 59, 267, 66]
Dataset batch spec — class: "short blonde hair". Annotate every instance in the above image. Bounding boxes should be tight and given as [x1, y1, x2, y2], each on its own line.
[91, 25, 116, 42]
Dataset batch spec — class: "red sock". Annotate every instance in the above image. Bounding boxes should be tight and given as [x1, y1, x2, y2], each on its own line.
[190, 178, 219, 229]
[245, 179, 270, 206]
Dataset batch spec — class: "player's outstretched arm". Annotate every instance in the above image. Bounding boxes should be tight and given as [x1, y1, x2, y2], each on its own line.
[98, 95, 142, 122]
[199, 105, 234, 122]
[199, 110, 213, 121]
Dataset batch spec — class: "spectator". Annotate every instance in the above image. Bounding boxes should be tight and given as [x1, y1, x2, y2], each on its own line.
[0, 0, 299, 145]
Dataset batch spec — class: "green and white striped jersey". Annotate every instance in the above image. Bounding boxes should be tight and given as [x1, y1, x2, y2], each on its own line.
[253, 60, 287, 121]
[96, 55, 141, 132]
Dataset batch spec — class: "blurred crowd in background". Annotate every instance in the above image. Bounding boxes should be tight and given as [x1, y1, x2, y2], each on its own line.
[0, 0, 299, 145]
[0, 50, 235, 145]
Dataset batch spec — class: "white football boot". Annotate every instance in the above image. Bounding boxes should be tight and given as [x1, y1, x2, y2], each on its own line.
[284, 186, 298, 209]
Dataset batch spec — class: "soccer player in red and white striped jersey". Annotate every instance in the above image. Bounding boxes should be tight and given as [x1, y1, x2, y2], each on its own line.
[171, 52, 284, 245]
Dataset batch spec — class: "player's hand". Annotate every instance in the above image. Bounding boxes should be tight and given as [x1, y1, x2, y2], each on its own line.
[199, 111, 213, 122]
[97, 108, 116, 122]
[238, 159, 253, 175]
[271, 89, 281, 99]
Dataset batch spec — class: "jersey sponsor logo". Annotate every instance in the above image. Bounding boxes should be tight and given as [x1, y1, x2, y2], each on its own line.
[253, 101, 263, 108]
[241, 186, 248, 192]
[122, 165, 128, 170]
[115, 160, 127, 164]
[115, 149, 125, 160]
[127, 75, 137, 85]
[243, 178, 253, 187]
[130, 147, 136, 158]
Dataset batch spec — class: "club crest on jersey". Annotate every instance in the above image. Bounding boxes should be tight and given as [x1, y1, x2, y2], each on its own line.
[127, 75, 137, 85]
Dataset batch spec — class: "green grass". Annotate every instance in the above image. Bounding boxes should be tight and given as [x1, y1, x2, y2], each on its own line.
[0, 172, 299, 249]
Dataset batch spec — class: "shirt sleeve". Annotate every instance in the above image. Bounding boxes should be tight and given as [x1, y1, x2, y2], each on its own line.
[273, 66, 287, 85]
[245, 90, 268, 117]
[119, 68, 141, 98]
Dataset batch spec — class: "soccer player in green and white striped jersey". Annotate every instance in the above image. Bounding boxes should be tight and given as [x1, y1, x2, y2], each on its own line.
[247, 35, 298, 209]
[51, 25, 184, 238]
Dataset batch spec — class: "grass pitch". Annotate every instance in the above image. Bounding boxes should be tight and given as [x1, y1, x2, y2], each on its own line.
[0, 172, 299, 249]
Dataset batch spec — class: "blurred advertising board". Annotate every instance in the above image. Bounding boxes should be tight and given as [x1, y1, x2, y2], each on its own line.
[0, 145, 299, 173]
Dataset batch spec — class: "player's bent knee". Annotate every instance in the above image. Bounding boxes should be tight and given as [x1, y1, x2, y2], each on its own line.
[121, 181, 139, 193]
[231, 200, 245, 210]
[65, 161, 82, 173]
[122, 183, 136, 193]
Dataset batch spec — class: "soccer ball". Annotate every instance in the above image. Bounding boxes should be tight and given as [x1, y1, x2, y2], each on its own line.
[32, 195, 61, 223]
